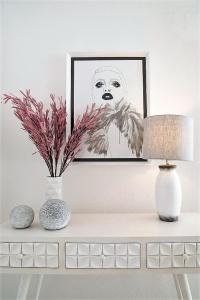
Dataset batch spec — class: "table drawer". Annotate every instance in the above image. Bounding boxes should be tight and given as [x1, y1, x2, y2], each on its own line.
[0, 242, 59, 268]
[147, 242, 200, 269]
[65, 242, 141, 269]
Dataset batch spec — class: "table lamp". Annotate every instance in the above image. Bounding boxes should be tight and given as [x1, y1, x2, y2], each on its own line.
[143, 115, 193, 222]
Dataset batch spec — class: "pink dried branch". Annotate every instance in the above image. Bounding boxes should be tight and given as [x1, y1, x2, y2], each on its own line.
[3, 90, 104, 177]
[50, 94, 67, 176]
[59, 104, 104, 176]
[3, 90, 55, 176]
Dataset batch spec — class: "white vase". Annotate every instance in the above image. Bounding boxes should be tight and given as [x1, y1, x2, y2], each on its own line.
[45, 177, 63, 200]
[40, 177, 71, 230]
[155, 165, 182, 222]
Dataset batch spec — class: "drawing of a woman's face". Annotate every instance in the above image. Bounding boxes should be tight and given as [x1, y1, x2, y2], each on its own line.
[92, 67, 127, 104]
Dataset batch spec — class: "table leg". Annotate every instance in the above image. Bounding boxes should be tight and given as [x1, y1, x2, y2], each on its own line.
[16, 274, 32, 300]
[35, 275, 44, 300]
[174, 274, 184, 300]
[173, 274, 192, 300]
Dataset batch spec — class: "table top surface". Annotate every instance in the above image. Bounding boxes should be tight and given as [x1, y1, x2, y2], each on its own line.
[0, 213, 200, 239]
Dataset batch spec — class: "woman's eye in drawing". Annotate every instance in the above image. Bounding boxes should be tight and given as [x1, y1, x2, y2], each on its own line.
[95, 81, 104, 88]
[112, 81, 120, 88]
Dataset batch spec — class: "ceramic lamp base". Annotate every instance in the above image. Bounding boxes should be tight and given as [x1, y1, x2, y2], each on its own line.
[155, 164, 182, 222]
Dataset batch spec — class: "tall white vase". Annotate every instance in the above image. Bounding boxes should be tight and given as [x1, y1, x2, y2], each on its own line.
[45, 177, 63, 200]
[155, 166, 182, 222]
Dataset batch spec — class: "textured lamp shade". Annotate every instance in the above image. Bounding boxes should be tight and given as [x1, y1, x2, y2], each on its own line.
[143, 115, 193, 161]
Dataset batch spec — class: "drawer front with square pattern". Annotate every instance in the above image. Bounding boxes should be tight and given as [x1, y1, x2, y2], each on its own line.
[147, 242, 200, 269]
[65, 243, 140, 269]
[0, 243, 59, 268]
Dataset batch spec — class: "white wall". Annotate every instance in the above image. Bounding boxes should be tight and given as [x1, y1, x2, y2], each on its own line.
[198, 0, 200, 211]
[0, 1, 3, 220]
[1, 0, 200, 299]
[1, 0, 200, 219]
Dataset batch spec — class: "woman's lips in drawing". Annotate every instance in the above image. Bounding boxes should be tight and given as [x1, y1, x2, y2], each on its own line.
[102, 93, 113, 100]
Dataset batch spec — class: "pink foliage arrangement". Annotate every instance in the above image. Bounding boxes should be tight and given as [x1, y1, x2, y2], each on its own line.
[3, 90, 103, 177]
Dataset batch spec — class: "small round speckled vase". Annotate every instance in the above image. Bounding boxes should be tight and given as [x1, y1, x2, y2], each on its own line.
[39, 199, 71, 230]
[39, 177, 71, 230]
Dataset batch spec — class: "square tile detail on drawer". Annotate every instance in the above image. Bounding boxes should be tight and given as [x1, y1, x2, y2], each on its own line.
[47, 243, 58, 256]
[66, 256, 77, 268]
[173, 243, 184, 256]
[90, 244, 102, 256]
[103, 256, 115, 268]
[116, 244, 127, 256]
[34, 243, 46, 256]
[66, 243, 78, 255]
[78, 256, 90, 268]
[0, 255, 9, 267]
[128, 256, 140, 268]
[10, 254, 22, 267]
[78, 244, 89, 256]
[173, 256, 184, 268]
[103, 244, 115, 256]
[185, 255, 196, 268]
[147, 256, 159, 268]
[160, 256, 171, 268]
[90, 256, 103, 268]
[116, 256, 127, 268]
[160, 243, 171, 256]
[22, 255, 34, 268]
[0, 243, 9, 255]
[10, 243, 21, 255]
[22, 243, 33, 255]
[197, 255, 200, 267]
[185, 243, 196, 255]
[128, 244, 140, 256]
[197, 244, 200, 255]
[47, 256, 58, 268]
[147, 243, 159, 256]
[34, 256, 46, 268]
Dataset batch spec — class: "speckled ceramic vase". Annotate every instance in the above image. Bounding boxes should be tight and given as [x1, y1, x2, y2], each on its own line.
[39, 199, 71, 230]
[39, 177, 71, 230]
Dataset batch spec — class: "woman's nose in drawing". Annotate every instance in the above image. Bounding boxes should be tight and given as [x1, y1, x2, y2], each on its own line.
[104, 87, 111, 92]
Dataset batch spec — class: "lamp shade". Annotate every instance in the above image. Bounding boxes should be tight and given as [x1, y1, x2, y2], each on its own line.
[143, 115, 193, 161]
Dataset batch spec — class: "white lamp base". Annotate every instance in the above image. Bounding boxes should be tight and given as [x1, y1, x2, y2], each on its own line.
[155, 165, 182, 222]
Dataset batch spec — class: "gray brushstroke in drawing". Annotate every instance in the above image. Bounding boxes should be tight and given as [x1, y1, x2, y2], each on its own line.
[86, 66, 143, 157]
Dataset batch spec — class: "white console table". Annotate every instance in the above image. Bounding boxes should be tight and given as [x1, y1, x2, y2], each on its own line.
[0, 213, 199, 300]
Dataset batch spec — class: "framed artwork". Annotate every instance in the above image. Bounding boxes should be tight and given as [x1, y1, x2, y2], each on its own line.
[67, 52, 147, 162]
